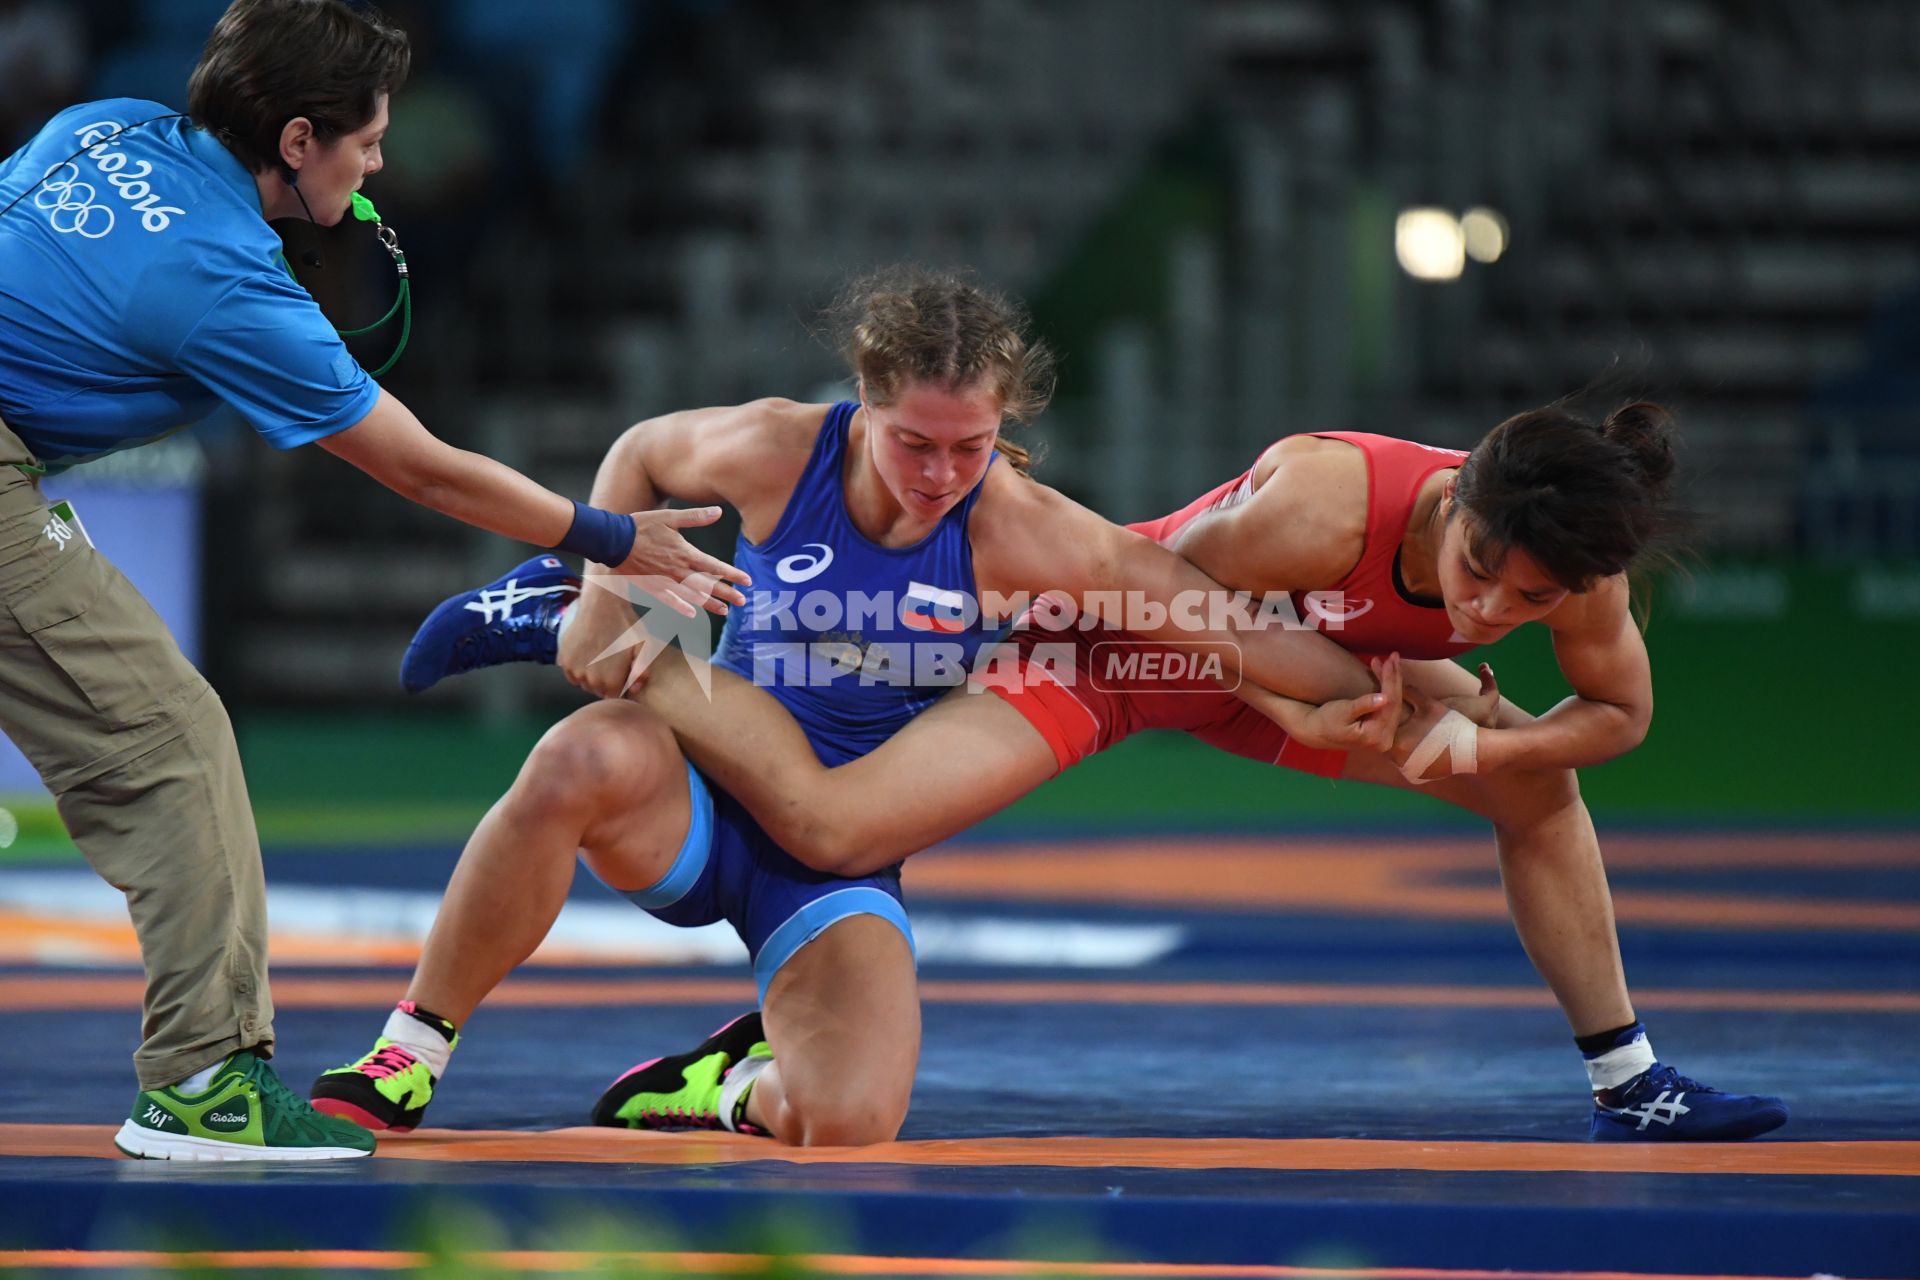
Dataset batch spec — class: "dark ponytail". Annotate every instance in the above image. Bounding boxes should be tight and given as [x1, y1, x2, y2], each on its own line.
[1599, 400, 1678, 506]
[1453, 398, 1690, 593]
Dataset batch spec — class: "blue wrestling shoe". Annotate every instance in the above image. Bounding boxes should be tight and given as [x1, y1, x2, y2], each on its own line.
[399, 556, 579, 693]
[1589, 1063, 1789, 1141]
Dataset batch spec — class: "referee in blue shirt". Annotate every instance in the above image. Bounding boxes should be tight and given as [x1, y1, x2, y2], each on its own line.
[0, 0, 747, 1160]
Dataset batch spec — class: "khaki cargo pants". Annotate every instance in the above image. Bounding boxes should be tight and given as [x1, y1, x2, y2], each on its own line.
[0, 416, 272, 1089]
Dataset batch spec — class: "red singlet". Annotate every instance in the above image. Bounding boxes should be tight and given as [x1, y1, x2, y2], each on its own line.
[973, 431, 1476, 775]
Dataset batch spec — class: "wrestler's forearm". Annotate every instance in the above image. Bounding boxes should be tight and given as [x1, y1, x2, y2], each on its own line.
[1093, 525, 1377, 704]
[1231, 683, 1325, 740]
[1229, 624, 1377, 703]
[1475, 694, 1645, 772]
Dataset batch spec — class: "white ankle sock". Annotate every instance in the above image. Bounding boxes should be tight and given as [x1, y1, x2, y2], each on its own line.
[173, 1058, 226, 1094]
[382, 1006, 456, 1079]
[718, 1053, 772, 1133]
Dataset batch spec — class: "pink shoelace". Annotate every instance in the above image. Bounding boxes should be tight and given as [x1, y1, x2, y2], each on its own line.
[637, 1106, 720, 1129]
[633, 1106, 764, 1136]
[359, 1044, 421, 1080]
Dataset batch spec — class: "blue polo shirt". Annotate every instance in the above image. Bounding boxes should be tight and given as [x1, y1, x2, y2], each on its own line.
[0, 99, 379, 469]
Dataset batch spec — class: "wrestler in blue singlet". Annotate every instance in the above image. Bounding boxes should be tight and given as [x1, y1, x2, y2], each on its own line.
[609, 402, 1002, 998]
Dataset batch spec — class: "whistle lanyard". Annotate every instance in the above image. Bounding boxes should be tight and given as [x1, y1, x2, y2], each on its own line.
[283, 190, 412, 378]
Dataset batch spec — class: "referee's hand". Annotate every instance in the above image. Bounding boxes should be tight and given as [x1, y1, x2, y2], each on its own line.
[615, 507, 751, 618]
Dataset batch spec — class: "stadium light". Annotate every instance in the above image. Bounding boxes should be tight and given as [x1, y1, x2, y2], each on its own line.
[1395, 208, 1466, 281]
[1461, 206, 1509, 263]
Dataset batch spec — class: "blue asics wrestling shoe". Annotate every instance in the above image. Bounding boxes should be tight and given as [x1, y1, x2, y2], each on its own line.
[400, 556, 579, 693]
[592, 1012, 771, 1134]
[1590, 1063, 1789, 1141]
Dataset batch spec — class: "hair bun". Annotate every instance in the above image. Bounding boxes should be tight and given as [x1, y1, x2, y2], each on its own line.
[1601, 400, 1677, 499]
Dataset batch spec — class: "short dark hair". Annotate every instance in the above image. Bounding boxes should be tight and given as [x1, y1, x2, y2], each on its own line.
[1452, 399, 1686, 591]
[187, 0, 409, 175]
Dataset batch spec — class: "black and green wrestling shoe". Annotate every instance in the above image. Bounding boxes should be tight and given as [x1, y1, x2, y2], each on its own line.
[592, 1011, 772, 1134]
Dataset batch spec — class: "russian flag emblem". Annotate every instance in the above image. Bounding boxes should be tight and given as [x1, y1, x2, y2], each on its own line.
[901, 581, 972, 633]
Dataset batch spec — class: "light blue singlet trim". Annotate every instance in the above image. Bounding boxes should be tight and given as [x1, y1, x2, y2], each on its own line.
[753, 887, 916, 1004]
[609, 760, 714, 909]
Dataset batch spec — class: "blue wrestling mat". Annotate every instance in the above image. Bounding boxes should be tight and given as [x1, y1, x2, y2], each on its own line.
[1, 828, 1916, 1278]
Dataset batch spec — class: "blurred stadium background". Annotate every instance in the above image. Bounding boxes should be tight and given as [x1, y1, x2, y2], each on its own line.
[3, 0, 1913, 850]
[3, 3, 1918, 1276]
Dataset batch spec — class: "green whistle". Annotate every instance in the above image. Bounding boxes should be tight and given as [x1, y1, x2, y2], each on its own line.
[350, 191, 380, 223]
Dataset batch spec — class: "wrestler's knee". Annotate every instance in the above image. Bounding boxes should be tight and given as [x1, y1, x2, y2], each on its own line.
[517, 701, 676, 815]
[779, 1078, 909, 1148]
[1476, 763, 1583, 833]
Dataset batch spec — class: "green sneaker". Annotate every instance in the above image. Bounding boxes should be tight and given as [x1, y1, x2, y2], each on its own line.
[114, 1050, 375, 1161]
[591, 1011, 772, 1134]
[310, 1003, 457, 1133]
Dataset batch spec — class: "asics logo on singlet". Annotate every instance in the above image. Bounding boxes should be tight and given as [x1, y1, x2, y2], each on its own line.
[462, 578, 574, 624]
[775, 542, 836, 583]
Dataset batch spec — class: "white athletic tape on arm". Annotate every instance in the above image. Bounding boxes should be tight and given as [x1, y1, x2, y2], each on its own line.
[1400, 708, 1479, 784]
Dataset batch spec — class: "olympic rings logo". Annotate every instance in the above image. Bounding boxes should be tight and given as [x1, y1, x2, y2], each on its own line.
[22, 121, 189, 239]
[33, 163, 114, 239]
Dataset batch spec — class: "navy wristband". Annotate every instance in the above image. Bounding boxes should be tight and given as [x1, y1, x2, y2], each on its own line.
[555, 501, 637, 567]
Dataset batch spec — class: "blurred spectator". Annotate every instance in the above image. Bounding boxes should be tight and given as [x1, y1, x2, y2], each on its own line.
[445, 0, 634, 182]
[375, 1, 497, 273]
[0, 1, 87, 151]
[81, 0, 227, 110]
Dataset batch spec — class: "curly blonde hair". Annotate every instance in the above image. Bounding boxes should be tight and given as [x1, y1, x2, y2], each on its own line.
[827, 266, 1056, 475]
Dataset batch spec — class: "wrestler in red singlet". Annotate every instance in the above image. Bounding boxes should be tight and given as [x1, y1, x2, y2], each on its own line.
[975, 432, 1475, 776]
